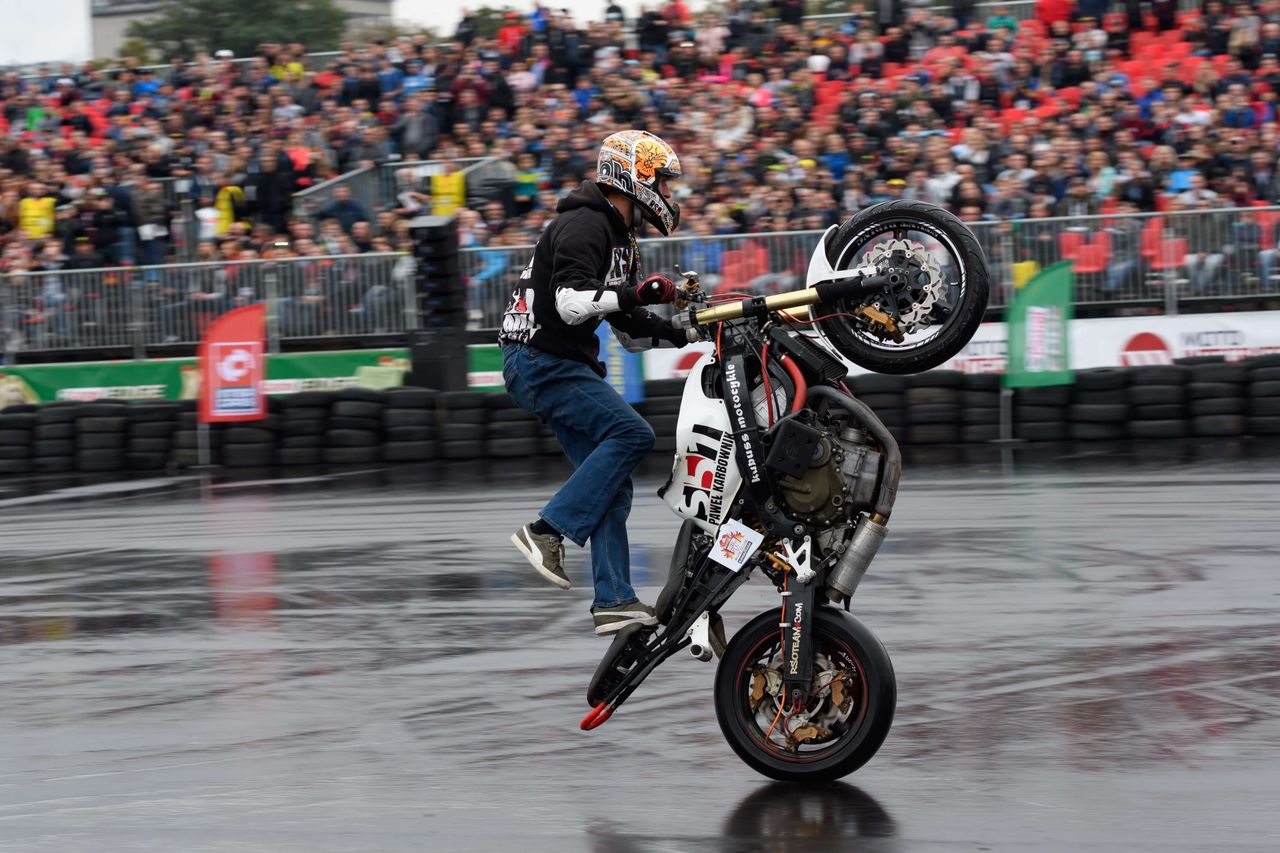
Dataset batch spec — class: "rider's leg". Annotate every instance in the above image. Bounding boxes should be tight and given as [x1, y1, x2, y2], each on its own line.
[502, 344, 654, 597]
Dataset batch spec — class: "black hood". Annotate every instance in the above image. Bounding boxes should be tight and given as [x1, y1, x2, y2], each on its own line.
[556, 181, 629, 236]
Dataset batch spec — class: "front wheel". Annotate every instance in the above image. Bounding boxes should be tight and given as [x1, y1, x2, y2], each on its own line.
[714, 606, 896, 782]
[816, 199, 989, 375]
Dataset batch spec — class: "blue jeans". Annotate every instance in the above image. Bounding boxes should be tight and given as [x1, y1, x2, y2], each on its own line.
[501, 343, 655, 609]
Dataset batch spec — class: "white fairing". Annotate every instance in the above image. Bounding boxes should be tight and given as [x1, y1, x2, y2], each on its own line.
[661, 351, 744, 534]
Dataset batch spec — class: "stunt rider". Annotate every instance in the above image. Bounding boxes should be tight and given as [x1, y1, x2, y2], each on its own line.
[499, 129, 694, 636]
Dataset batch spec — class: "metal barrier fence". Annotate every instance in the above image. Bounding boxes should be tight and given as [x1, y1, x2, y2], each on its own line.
[7, 207, 1279, 362]
[1, 253, 415, 362]
[460, 206, 1280, 329]
[291, 158, 501, 227]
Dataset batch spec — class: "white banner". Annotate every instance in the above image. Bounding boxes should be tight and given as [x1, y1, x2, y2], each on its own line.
[642, 311, 1280, 380]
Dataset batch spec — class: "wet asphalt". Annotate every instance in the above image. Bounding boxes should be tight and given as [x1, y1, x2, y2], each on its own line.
[1, 442, 1279, 852]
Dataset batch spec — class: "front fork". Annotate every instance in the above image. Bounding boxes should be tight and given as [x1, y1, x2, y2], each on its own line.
[780, 576, 818, 705]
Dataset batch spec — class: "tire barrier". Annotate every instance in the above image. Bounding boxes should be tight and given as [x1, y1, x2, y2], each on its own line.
[5, 354, 1280, 478]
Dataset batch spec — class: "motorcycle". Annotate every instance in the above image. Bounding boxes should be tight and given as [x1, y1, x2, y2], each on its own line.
[581, 200, 990, 782]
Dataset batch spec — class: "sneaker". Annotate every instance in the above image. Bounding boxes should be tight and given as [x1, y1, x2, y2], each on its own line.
[591, 601, 659, 636]
[512, 523, 570, 589]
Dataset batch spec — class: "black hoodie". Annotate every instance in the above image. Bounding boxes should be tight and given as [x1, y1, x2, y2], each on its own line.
[498, 180, 684, 377]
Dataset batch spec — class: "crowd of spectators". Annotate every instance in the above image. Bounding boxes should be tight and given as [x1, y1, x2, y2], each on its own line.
[5, 0, 1280, 347]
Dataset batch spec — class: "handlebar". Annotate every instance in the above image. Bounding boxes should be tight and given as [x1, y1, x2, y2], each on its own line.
[672, 272, 888, 330]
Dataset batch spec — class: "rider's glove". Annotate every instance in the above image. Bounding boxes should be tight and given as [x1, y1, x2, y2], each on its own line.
[620, 274, 678, 311]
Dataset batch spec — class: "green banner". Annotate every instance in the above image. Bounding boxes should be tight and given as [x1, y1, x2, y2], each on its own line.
[0, 347, 512, 404]
[1004, 261, 1075, 389]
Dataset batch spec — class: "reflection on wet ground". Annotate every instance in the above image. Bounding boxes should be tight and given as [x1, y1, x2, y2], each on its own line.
[1, 444, 1279, 851]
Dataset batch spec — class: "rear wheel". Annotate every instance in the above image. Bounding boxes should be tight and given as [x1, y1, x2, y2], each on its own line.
[817, 199, 989, 375]
[715, 606, 895, 782]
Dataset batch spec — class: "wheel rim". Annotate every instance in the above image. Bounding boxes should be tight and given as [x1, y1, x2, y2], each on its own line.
[732, 626, 871, 764]
[825, 218, 968, 356]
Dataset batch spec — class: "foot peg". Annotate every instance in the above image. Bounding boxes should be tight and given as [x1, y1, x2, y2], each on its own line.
[688, 612, 728, 661]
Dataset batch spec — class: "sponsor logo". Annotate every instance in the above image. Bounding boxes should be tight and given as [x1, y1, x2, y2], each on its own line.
[724, 360, 762, 484]
[56, 385, 168, 401]
[717, 529, 746, 560]
[788, 603, 804, 676]
[1120, 332, 1173, 366]
[680, 424, 732, 522]
[1024, 306, 1066, 373]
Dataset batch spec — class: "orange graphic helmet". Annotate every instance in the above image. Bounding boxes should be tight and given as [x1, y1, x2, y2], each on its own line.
[596, 130, 682, 235]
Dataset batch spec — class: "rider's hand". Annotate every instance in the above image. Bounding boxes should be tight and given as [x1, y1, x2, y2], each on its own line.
[634, 274, 678, 306]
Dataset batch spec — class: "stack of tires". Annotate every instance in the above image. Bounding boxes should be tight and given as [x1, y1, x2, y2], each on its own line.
[76, 403, 130, 473]
[903, 371, 962, 445]
[850, 374, 906, 444]
[438, 391, 487, 460]
[961, 374, 1001, 443]
[33, 403, 78, 473]
[1247, 355, 1280, 436]
[382, 387, 437, 462]
[1014, 386, 1069, 442]
[172, 408, 218, 468]
[127, 402, 180, 472]
[638, 378, 683, 453]
[0, 406, 36, 475]
[487, 393, 540, 459]
[1068, 368, 1129, 442]
[223, 418, 278, 468]
[279, 391, 331, 467]
[324, 388, 384, 466]
[1187, 361, 1248, 438]
[1127, 366, 1187, 440]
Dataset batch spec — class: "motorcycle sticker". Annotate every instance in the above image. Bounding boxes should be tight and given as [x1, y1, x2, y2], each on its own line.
[710, 519, 765, 572]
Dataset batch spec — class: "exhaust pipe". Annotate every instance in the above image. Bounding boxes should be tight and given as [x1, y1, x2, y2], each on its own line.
[825, 516, 888, 603]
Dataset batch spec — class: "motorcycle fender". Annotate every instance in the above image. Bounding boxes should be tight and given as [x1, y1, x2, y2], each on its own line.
[660, 351, 743, 534]
[803, 226, 856, 363]
[804, 224, 843, 299]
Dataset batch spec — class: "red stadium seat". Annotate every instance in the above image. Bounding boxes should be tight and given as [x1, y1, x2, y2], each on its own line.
[1150, 238, 1188, 272]
[1140, 219, 1166, 259]
[1059, 231, 1086, 260]
[1073, 242, 1110, 275]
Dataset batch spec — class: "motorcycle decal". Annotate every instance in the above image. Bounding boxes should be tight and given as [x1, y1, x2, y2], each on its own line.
[723, 357, 763, 485]
[708, 519, 764, 571]
[677, 423, 734, 523]
[663, 352, 744, 534]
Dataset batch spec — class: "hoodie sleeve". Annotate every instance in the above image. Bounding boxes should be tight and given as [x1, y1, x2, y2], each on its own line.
[549, 210, 626, 325]
[607, 307, 689, 352]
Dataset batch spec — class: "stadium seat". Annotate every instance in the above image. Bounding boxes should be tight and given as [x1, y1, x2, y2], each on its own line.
[1073, 242, 1110, 275]
[1140, 219, 1166, 259]
[1059, 231, 1086, 260]
[1150, 238, 1188, 272]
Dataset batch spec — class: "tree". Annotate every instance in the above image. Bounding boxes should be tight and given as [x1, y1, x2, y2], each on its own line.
[127, 0, 349, 59]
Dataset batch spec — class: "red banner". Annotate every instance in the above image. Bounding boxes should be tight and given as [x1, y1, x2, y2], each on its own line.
[198, 304, 266, 423]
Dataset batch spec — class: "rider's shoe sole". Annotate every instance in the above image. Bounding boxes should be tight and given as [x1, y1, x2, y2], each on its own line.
[593, 613, 659, 636]
[511, 530, 571, 590]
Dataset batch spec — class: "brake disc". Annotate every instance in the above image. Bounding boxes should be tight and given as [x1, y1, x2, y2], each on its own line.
[864, 238, 949, 333]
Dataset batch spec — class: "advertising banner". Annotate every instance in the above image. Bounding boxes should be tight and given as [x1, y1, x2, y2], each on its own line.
[642, 310, 1280, 380]
[596, 325, 645, 403]
[199, 304, 266, 423]
[1004, 261, 1074, 389]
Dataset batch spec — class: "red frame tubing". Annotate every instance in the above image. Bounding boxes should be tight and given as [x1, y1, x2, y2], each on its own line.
[778, 355, 808, 414]
[580, 701, 614, 730]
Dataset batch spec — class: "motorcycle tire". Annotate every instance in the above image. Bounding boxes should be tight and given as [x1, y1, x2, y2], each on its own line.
[714, 606, 896, 783]
[818, 200, 988, 376]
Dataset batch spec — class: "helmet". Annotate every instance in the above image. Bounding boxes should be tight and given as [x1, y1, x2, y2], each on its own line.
[596, 130, 682, 235]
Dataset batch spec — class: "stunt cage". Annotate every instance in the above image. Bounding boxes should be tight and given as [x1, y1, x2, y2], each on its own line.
[576, 200, 989, 783]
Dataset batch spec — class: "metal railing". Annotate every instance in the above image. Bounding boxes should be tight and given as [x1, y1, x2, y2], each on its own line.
[1, 253, 416, 362]
[459, 205, 1280, 330]
[291, 157, 503, 226]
